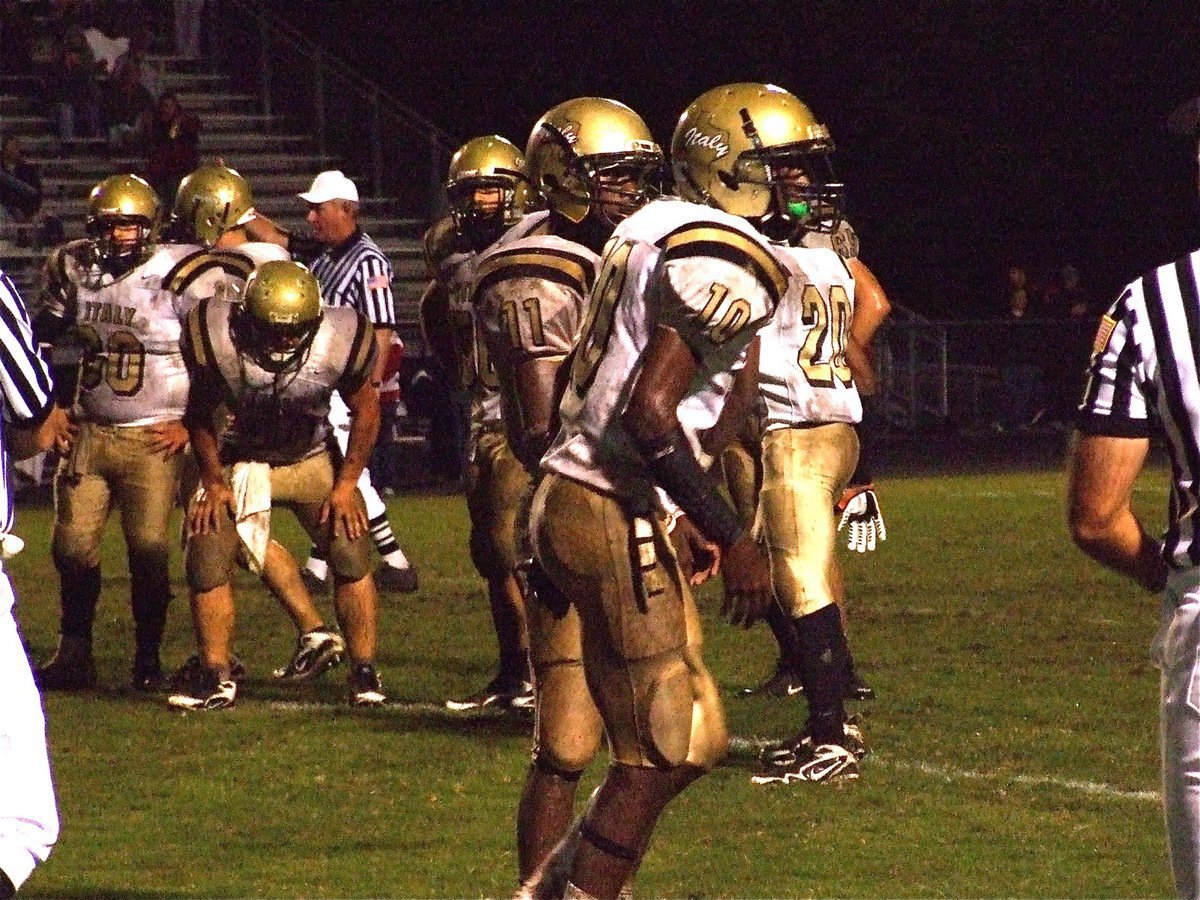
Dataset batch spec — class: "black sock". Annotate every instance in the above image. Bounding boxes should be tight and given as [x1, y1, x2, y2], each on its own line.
[793, 604, 850, 746]
[59, 564, 101, 644]
[765, 601, 801, 672]
[130, 581, 170, 665]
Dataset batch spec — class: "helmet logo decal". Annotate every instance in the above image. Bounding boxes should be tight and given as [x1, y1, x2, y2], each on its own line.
[682, 126, 729, 159]
[558, 119, 581, 146]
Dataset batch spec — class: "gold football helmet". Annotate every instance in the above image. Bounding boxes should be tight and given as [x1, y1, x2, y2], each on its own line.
[172, 164, 255, 247]
[85, 174, 160, 271]
[446, 135, 533, 245]
[671, 83, 843, 238]
[236, 260, 323, 372]
[525, 97, 663, 225]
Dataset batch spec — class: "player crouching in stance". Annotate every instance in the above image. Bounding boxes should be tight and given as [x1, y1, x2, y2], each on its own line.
[168, 164, 347, 685]
[169, 261, 385, 709]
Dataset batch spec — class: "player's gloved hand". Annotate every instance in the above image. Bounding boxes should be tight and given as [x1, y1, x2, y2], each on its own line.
[836, 484, 886, 553]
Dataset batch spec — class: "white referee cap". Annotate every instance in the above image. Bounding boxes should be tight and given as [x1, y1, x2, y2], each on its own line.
[298, 170, 359, 204]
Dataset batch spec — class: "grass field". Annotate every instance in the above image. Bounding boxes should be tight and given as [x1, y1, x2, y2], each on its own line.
[7, 461, 1177, 898]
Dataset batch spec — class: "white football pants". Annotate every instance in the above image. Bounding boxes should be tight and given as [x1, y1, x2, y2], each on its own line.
[0, 572, 59, 892]
[1154, 568, 1200, 899]
[328, 392, 386, 521]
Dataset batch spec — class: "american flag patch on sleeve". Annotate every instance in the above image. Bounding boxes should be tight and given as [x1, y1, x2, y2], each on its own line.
[368, 274, 391, 291]
[1092, 314, 1117, 355]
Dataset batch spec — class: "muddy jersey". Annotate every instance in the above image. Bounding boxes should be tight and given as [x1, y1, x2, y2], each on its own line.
[470, 215, 598, 448]
[39, 242, 228, 426]
[177, 241, 292, 304]
[181, 298, 376, 465]
[542, 197, 787, 502]
[758, 243, 861, 430]
[800, 218, 860, 261]
[424, 215, 501, 430]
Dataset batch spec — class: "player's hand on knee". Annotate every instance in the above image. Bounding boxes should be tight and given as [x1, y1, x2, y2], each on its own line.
[190, 480, 234, 535]
[321, 482, 366, 541]
[719, 534, 771, 628]
[836, 484, 886, 553]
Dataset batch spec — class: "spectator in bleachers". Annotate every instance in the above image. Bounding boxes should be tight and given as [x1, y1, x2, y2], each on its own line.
[44, 27, 103, 142]
[1038, 263, 1097, 427]
[0, 136, 42, 248]
[103, 58, 154, 153]
[993, 263, 1043, 432]
[111, 27, 161, 100]
[142, 91, 199, 207]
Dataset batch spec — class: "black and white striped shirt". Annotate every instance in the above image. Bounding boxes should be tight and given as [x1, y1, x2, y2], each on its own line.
[1079, 251, 1200, 566]
[307, 228, 396, 327]
[0, 270, 55, 534]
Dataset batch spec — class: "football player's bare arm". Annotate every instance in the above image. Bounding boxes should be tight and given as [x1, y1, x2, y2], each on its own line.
[846, 258, 891, 396]
[700, 336, 760, 461]
[511, 356, 560, 471]
[623, 325, 772, 627]
[184, 392, 233, 535]
[1067, 432, 1167, 593]
[240, 212, 289, 248]
[322, 377, 380, 541]
[418, 281, 456, 374]
[9, 403, 74, 460]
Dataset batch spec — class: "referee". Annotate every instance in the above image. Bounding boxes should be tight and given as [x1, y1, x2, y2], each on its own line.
[0, 269, 72, 899]
[1068, 251, 1199, 895]
[291, 171, 418, 593]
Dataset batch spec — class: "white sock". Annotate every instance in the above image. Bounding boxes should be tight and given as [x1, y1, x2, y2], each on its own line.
[381, 548, 410, 569]
[305, 558, 329, 580]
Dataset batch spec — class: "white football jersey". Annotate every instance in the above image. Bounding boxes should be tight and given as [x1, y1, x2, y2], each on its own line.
[182, 299, 375, 465]
[51, 243, 216, 426]
[471, 219, 598, 444]
[542, 198, 786, 502]
[759, 244, 861, 430]
[425, 215, 502, 431]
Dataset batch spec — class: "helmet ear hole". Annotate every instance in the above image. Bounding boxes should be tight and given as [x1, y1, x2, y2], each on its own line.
[717, 170, 740, 191]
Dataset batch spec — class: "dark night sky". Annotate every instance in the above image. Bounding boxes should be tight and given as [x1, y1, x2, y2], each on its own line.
[279, 1, 1200, 318]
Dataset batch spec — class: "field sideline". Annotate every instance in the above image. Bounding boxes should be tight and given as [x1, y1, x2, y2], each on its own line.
[7, 463, 1176, 898]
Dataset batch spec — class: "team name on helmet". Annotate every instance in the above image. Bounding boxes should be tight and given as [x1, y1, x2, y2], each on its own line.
[683, 127, 730, 160]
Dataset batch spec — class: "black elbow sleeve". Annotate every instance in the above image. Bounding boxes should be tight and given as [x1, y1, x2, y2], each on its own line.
[642, 426, 745, 549]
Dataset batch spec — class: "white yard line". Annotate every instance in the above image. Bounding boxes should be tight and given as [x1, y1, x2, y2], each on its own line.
[263, 700, 1159, 803]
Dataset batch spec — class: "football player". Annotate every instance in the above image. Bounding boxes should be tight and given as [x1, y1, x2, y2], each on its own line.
[420, 135, 538, 711]
[33, 174, 199, 691]
[171, 260, 385, 709]
[521, 84, 797, 899]
[468, 98, 663, 884]
[735, 218, 890, 702]
[167, 164, 349, 683]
